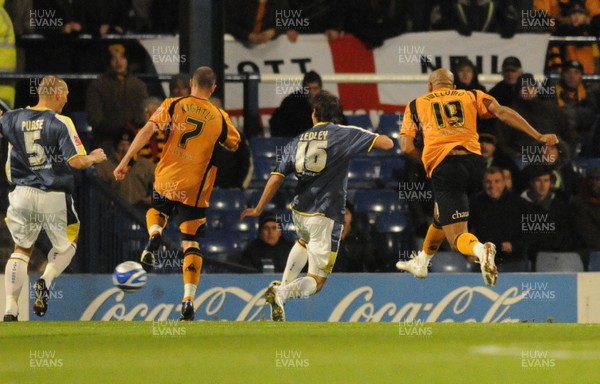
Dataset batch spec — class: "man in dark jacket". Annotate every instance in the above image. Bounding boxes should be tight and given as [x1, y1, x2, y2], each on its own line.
[269, 71, 322, 137]
[85, 44, 148, 147]
[469, 167, 530, 271]
[497, 73, 579, 158]
[489, 56, 523, 107]
[520, 165, 575, 254]
[240, 212, 293, 272]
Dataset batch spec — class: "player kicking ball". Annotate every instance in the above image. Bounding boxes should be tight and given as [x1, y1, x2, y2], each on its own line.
[241, 91, 393, 321]
[396, 68, 558, 286]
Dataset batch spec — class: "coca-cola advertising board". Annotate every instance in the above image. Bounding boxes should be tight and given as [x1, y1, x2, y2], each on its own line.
[19, 273, 585, 323]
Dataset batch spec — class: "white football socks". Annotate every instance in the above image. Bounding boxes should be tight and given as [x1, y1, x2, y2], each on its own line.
[41, 244, 76, 287]
[281, 243, 308, 285]
[184, 283, 197, 300]
[4, 253, 30, 316]
[279, 276, 317, 304]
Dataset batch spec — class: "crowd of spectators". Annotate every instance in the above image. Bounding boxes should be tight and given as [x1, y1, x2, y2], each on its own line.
[0, 0, 599, 274]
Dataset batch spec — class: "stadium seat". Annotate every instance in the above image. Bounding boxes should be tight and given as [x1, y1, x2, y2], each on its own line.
[250, 137, 289, 159]
[210, 189, 246, 211]
[249, 158, 273, 188]
[375, 212, 409, 233]
[573, 158, 600, 177]
[345, 114, 374, 130]
[202, 232, 243, 263]
[380, 157, 406, 187]
[378, 113, 403, 131]
[347, 158, 381, 189]
[588, 252, 600, 271]
[207, 210, 258, 234]
[497, 258, 532, 273]
[248, 189, 291, 211]
[353, 190, 403, 214]
[429, 252, 475, 273]
[535, 252, 584, 272]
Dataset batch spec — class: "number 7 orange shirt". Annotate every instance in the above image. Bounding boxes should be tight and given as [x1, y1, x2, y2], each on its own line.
[400, 88, 497, 177]
[149, 96, 240, 207]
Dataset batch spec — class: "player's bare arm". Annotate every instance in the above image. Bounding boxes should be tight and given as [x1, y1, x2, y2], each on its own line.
[485, 99, 559, 146]
[399, 134, 422, 164]
[240, 174, 285, 219]
[113, 121, 157, 180]
[68, 148, 107, 169]
[372, 134, 394, 150]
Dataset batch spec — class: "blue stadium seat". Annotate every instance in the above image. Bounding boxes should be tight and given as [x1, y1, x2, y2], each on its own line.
[347, 158, 381, 189]
[573, 158, 600, 177]
[248, 189, 291, 211]
[249, 158, 273, 189]
[210, 189, 246, 211]
[345, 114, 374, 130]
[535, 252, 584, 272]
[429, 252, 475, 273]
[202, 232, 242, 263]
[497, 258, 531, 273]
[378, 113, 403, 131]
[353, 190, 403, 214]
[207, 210, 258, 234]
[375, 212, 409, 233]
[250, 137, 289, 159]
[588, 251, 600, 271]
[380, 157, 406, 187]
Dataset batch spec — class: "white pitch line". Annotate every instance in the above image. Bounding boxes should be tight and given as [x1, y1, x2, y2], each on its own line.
[470, 345, 600, 360]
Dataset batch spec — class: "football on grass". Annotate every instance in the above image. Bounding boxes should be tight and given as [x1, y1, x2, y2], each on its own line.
[113, 261, 147, 293]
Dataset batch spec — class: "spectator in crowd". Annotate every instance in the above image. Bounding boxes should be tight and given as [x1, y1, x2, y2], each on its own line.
[489, 56, 523, 107]
[452, 0, 518, 38]
[169, 74, 191, 98]
[225, 0, 298, 47]
[556, 60, 598, 155]
[0, 0, 16, 108]
[454, 58, 486, 91]
[240, 212, 293, 273]
[478, 133, 524, 191]
[497, 73, 578, 158]
[270, 70, 322, 137]
[542, 141, 581, 199]
[469, 167, 531, 271]
[571, 168, 600, 251]
[287, 0, 345, 42]
[96, 131, 155, 211]
[553, 0, 599, 74]
[211, 97, 252, 189]
[137, 97, 166, 164]
[73, 0, 128, 36]
[333, 202, 376, 272]
[86, 44, 148, 148]
[502, 168, 515, 191]
[520, 165, 575, 253]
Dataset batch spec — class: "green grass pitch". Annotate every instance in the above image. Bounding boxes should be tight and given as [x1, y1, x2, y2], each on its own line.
[1, 322, 599, 384]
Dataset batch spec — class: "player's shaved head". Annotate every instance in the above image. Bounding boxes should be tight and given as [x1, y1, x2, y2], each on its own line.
[192, 66, 217, 90]
[37, 76, 67, 98]
[428, 68, 455, 89]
